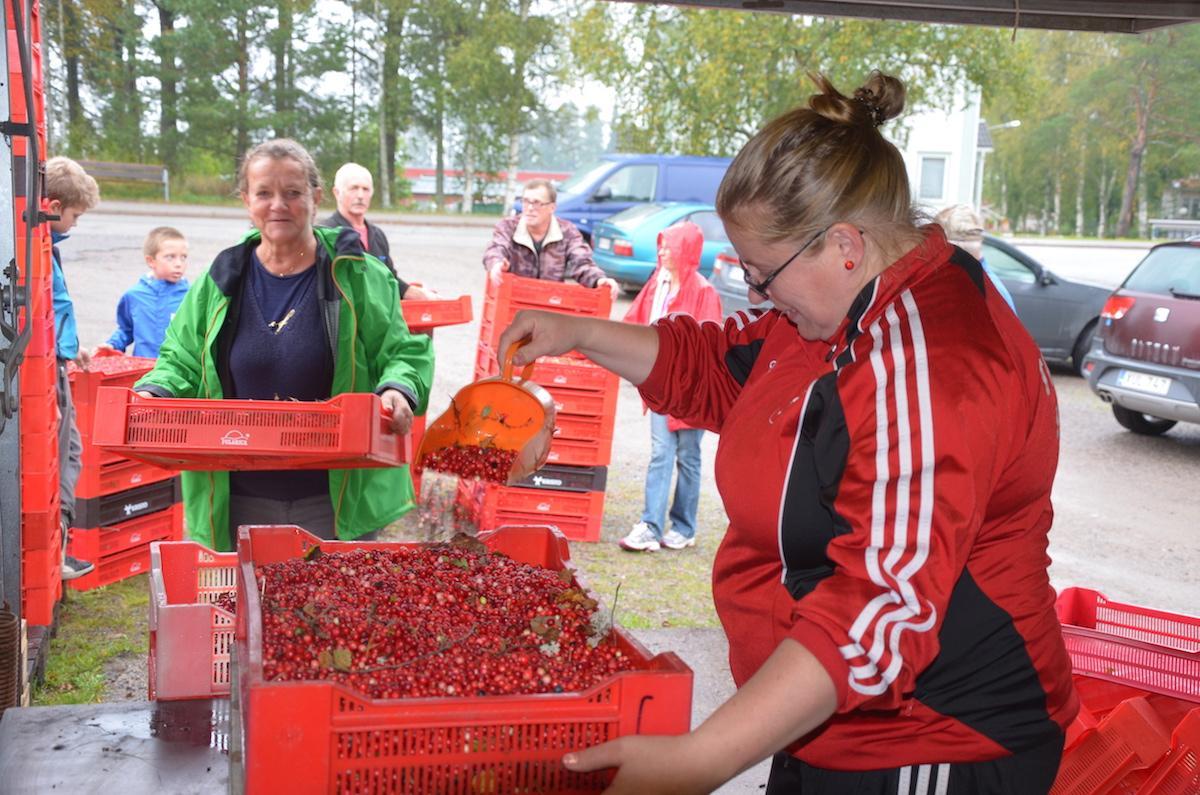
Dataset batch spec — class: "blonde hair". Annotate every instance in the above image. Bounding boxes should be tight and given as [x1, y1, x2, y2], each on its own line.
[716, 71, 921, 260]
[523, 179, 557, 203]
[143, 226, 186, 258]
[236, 138, 323, 194]
[45, 156, 100, 210]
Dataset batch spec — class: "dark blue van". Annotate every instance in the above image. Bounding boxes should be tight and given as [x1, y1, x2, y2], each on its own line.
[540, 154, 732, 242]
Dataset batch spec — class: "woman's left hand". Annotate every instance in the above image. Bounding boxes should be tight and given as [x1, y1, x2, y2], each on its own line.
[562, 734, 726, 795]
[379, 389, 414, 434]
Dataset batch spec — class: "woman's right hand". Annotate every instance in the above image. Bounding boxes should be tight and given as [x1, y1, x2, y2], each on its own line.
[135, 390, 154, 398]
[498, 310, 589, 367]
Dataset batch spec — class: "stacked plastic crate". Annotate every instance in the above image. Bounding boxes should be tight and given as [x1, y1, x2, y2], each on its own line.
[11, 1, 61, 627]
[65, 353, 183, 592]
[1051, 588, 1200, 794]
[458, 273, 617, 542]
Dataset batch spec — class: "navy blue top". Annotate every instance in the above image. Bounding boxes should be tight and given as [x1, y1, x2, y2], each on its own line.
[228, 251, 333, 500]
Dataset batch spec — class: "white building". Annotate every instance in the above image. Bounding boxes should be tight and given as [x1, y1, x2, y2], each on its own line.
[892, 86, 993, 219]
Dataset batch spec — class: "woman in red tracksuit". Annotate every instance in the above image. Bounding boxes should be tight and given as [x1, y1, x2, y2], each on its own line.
[619, 221, 723, 553]
[499, 70, 1077, 794]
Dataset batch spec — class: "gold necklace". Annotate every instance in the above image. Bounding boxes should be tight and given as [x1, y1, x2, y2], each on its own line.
[263, 246, 313, 277]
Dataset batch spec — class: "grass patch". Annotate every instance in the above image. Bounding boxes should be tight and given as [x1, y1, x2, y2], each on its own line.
[33, 577, 149, 706]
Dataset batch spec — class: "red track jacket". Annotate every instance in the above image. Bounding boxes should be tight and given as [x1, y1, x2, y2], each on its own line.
[638, 226, 1077, 769]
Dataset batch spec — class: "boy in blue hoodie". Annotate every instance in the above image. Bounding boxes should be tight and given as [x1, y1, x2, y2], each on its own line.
[100, 226, 190, 357]
[45, 156, 100, 580]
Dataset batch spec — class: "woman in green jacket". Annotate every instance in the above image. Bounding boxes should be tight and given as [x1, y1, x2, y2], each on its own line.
[136, 139, 433, 551]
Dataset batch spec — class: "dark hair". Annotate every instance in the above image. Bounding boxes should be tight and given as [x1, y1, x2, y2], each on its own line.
[716, 70, 920, 258]
[237, 138, 323, 194]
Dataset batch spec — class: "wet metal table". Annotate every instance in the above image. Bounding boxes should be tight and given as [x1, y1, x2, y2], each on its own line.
[0, 699, 233, 794]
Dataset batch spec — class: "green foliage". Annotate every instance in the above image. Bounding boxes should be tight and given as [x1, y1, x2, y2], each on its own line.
[569, 5, 1025, 156]
[983, 27, 1200, 236]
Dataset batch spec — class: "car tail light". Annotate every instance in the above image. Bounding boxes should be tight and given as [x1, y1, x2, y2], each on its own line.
[612, 239, 634, 257]
[1101, 295, 1136, 320]
[715, 252, 741, 275]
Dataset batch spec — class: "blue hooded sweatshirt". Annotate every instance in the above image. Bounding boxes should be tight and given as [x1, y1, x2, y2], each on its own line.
[51, 230, 79, 361]
[106, 273, 192, 357]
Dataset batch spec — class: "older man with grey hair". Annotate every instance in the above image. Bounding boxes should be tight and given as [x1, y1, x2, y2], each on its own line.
[323, 162, 431, 300]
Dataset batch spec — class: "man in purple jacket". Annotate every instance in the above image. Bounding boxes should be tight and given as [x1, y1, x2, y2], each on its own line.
[483, 179, 620, 298]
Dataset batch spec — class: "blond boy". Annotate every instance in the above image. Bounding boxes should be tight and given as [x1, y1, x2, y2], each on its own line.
[45, 155, 100, 579]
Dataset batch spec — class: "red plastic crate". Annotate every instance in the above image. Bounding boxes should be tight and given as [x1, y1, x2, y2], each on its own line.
[21, 507, 60, 552]
[1057, 589, 1200, 702]
[75, 455, 176, 500]
[19, 465, 58, 511]
[79, 429, 129, 469]
[68, 503, 183, 567]
[546, 436, 614, 468]
[91, 388, 412, 470]
[1137, 708, 1200, 794]
[18, 429, 59, 473]
[22, 522, 62, 591]
[68, 350, 156, 436]
[149, 539, 238, 700]
[17, 356, 57, 402]
[546, 384, 620, 421]
[1052, 697, 1173, 794]
[23, 584, 59, 627]
[477, 342, 618, 394]
[401, 295, 473, 334]
[484, 272, 613, 318]
[234, 524, 691, 793]
[64, 504, 183, 590]
[555, 411, 616, 443]
[457, 480, 605, 542]
[66, 533, 161, 592]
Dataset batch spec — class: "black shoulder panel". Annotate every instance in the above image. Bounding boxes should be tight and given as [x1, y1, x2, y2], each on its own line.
[947, 246, 987, 298]
[780, 371, 852, 598]
[723, 338, 765, 387]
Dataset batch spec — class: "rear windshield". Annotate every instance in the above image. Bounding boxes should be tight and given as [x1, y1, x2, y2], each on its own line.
[1125, 246, 1200, 297]
[605, 203, 665, 229]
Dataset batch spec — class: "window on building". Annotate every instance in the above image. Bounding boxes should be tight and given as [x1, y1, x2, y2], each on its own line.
[919, 156, 947, 201]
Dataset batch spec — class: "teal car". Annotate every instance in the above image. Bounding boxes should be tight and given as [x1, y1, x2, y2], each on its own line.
[592, 202, 729, 291]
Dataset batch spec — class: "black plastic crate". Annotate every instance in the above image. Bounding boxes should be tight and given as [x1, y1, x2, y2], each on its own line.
[513, 464, 607, 493]
[74, 477, 181, 529]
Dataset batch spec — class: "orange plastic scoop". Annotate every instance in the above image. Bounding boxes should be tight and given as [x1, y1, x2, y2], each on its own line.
[417, 340, 556, 484]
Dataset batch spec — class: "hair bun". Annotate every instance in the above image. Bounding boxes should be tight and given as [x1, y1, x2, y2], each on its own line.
[853, 89, 885, 127]
[852, 71, 906, 127]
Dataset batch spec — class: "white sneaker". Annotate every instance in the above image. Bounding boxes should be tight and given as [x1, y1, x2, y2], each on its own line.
[661, 529, 696, 550]
[619, 522, 660, 552]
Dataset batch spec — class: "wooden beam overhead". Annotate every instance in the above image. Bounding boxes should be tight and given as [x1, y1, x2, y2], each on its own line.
[606, 0, 1200, 33]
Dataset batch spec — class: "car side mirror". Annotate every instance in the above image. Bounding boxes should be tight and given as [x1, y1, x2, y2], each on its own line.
[590, 185, 613, 202]
[1040, 271, 1057, 287]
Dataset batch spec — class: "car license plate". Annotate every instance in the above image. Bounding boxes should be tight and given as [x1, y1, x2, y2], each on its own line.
[597, 237, 611, 251]
[1116, 369, 1171, 396]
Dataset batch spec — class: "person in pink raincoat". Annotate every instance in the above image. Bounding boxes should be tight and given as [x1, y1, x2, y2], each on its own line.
[619, 221, 723, 552]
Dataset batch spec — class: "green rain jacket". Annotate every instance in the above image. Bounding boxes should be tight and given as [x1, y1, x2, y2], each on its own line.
[136, 226, 434, 551]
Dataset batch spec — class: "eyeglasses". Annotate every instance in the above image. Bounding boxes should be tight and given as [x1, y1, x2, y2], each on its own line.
[741, 226, 829, 299]
[522, 198, 553, 209]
